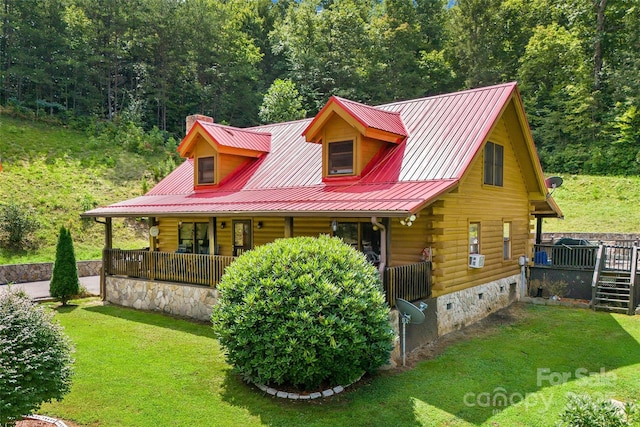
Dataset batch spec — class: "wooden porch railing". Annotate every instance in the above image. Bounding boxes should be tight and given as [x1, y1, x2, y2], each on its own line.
[383, 262, 432, 308]
[104, 249, 235, 287]
[105, 249, 433, 304]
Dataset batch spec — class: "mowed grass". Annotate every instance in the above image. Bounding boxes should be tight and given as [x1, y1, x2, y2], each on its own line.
[543, 174, 640, 233]
[42, 301, 640, 427]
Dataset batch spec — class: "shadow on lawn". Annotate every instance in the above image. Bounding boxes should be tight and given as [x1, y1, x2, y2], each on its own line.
[219, 306, 640, 427]
[83, 304, 217, 339]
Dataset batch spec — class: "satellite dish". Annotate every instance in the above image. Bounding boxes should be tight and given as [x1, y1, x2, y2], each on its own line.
[544, 176, 563, 198]
[545, 176, 563, 189]
[396, 298, 425, 325]
[396, 298, 427, 366]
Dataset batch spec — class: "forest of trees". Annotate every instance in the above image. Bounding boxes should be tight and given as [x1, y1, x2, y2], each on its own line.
[1, 0, 639, 175]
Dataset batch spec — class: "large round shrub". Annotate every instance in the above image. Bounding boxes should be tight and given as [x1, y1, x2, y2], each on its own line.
[0, 288, 74, 425]
[212, 235, 394, 390]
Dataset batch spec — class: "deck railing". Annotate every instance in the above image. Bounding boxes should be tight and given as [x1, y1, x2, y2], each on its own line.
[383, 262, 432, 307]
[533, 244, 598, 270]
[533, 244, 638, 272]
[104, 249, 235, 287]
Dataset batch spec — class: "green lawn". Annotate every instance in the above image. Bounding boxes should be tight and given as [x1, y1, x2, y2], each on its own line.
[41, 301, 640, 427]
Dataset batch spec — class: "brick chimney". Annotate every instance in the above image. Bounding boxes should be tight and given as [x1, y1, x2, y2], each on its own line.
[186, 114, 214, 135]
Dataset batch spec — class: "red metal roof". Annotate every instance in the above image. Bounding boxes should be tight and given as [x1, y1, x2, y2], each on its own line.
[199, 121, 271, 153]
[85, 82, 553, 218]
[332, 96, 408, 137]
[85, 180, 458, 217]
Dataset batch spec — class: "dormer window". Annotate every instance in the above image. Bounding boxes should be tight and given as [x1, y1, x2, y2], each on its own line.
[198, 156, 215, 184]
[328, 140, 354, 175]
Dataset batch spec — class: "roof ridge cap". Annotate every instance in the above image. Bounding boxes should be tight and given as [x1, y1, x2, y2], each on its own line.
[378, 82, 517, 109]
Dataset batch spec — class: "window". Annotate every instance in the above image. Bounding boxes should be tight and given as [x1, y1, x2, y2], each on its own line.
[232, 220, 252, 256]
[469, 222, 480, 254]
[328, 140, 354, 175]
[334, 221, 381, 264]
[178, 222, 209, 254]
[198, 156, 215, 184]
[484, 141, 503, 186]
[503, 222, 511, 260]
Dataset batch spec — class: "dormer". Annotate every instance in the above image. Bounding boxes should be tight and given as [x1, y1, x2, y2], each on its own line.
[302, 96, 407, 181]
[178, 115, 270, 190]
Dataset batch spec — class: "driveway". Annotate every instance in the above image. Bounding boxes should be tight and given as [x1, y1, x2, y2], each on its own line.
[0, 276, 100, 300]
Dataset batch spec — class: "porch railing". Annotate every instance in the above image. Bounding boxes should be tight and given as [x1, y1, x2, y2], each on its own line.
[104, 249, 235, 287]
[105, 249, 433, 303]
[384, 262, 432, 307]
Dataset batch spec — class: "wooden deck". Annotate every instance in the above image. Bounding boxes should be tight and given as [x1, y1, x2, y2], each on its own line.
[104, 249, 432, 307]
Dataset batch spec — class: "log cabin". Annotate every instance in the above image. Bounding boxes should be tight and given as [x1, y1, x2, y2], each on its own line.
[83, 82, 562, 349]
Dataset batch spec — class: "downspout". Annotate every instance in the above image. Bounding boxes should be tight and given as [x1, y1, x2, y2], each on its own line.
[371, 217, 386, 278]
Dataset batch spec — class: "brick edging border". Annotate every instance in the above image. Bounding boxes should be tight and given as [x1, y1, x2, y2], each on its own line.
[253, 373, 364, 400]
[23, 414, 68, 427]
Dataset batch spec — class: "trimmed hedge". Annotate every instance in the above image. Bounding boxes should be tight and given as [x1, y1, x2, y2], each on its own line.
[212, 235, 394, 390]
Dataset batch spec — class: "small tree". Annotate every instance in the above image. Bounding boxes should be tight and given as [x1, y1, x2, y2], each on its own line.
[50, 226, 80, 306]
[0, 288, 74, 425]
[258, 78, 307, 124]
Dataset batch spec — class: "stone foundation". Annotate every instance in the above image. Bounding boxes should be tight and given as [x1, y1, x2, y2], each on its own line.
[436, 275, 520, 336]
[0, 260, 102, 284]
[105, 276, 218, 322]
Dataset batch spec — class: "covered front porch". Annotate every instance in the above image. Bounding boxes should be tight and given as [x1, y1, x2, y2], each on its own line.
[102, 248, 432, 308]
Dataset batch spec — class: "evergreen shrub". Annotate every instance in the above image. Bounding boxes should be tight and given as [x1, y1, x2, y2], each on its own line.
[0, 289, 74, 425]
[50, 226, 80, 305]
[212, 235, 394, 390]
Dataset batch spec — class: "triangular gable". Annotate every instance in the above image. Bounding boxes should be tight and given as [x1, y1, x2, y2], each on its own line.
[177, 121, 271, 159]
[303, 96, 407, 144]
[456, 83, 562, 218]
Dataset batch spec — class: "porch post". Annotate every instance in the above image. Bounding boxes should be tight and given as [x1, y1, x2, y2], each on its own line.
[284, 217, 293, 238]
[149, 217, 156, 281]
[209, 218, 215, 254]
[101, 217, 113, 302]
[536, 216, 543, 244]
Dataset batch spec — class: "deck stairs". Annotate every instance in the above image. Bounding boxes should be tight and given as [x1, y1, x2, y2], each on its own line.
[592, 245, 637, 315]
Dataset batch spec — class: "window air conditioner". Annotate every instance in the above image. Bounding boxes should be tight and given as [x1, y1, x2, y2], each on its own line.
[469, 254, 485, 268]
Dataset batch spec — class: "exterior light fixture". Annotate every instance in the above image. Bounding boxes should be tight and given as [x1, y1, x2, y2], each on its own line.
[178, 220, 183, 229]
[331, 220, 338, 232]
[257, 221, 263, 229]
[220, 221, 226, 229]
[400, 214, 417, 227]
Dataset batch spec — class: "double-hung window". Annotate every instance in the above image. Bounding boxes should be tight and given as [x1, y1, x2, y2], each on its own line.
[484, 142, 503, 187]
[469, 222, 480, 255]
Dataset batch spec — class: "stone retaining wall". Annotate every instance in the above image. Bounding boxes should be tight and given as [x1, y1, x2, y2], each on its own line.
[105, 276, 218, 321]
[0, 260, 102, 284]
[436, 274, 520, 336]
[542, 232, 640, 244]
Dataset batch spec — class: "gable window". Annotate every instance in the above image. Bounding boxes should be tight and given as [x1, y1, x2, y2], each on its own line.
[328, 140, 354, 175]
[503, 222, 511, 260]
[198, 156, 215, 184]
[469, 222, 480, 254]
[484, 141, 504, 187]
